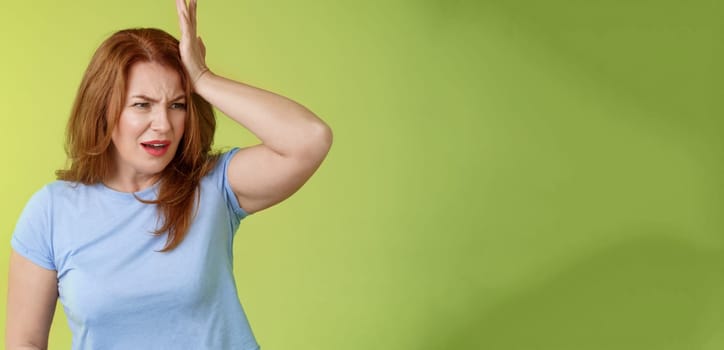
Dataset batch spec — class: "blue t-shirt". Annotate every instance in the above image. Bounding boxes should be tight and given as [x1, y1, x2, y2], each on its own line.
[11, 148, 260, 350]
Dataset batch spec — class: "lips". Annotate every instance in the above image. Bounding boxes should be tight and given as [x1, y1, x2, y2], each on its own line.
[141, 140, 171, 157]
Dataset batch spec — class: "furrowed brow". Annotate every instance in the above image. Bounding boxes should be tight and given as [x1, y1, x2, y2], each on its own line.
[130, 94, 186, 102]
[130, 95, 159, 103]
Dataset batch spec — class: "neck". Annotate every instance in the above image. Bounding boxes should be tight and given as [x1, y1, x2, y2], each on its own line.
[103, 173, 161, 193]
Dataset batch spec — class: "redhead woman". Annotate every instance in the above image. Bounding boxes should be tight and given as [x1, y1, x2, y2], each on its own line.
[5, 0, 332, 349]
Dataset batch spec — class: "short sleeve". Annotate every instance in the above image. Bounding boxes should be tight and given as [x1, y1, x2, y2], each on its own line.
[10, 186, 56, 270]
[217, 148, 249, 221]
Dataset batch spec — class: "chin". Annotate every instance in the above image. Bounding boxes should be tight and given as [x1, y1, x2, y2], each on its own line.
[138, 156, 176, 176]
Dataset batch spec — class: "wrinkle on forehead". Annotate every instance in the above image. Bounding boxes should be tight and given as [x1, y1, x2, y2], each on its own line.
[126, 62, 184, 101]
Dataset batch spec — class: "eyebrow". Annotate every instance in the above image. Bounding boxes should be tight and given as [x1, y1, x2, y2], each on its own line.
[130, 94, 186, 103]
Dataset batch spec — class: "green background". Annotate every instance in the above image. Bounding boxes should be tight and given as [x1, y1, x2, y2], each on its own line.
[1, 0, 722, 349]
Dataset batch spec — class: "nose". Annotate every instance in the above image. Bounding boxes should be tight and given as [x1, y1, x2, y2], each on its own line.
[150, 106, 172, 133]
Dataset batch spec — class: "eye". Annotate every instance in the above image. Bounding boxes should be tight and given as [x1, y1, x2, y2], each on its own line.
[132, 102, 151, 108]
[170, 102, 187, 110]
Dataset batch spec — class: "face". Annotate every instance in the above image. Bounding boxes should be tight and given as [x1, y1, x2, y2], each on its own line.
[111, 61, 186, 183]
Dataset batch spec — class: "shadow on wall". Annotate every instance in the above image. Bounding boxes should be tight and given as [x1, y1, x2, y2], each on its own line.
[420, 232, 722, 350]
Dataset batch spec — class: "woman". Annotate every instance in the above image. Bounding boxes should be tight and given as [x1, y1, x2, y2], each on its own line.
[5, 0, 332, 349]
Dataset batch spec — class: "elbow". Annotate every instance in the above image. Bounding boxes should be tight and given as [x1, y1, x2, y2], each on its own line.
[317, 122, 333, 153]
[300, 121, 333, 160]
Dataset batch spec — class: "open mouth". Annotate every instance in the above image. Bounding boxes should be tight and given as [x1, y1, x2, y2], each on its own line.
[141, 143, 169, 149]
[140, 141, 171, 156]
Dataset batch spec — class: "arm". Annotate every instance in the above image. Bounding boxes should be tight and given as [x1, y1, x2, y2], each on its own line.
[5, 251, 58, 350]
[198, 74, 332, 214]
[176, 0, 333, 214]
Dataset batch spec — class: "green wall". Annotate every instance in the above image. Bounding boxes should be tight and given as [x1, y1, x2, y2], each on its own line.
[1, 0, 721, 349]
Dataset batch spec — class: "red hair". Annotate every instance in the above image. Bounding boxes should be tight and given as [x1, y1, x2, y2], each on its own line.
[57, 28, 218, 252]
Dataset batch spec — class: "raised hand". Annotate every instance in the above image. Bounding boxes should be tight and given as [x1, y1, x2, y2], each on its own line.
[176, 0, 209, 85]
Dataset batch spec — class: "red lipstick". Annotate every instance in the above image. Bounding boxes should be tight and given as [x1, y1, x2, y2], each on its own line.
[140, 140, 171, 157]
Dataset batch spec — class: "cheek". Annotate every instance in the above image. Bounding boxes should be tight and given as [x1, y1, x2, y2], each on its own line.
[123, 116, 148, 131]
[113, 114, 146, 146]
[174, 114, 187, 139]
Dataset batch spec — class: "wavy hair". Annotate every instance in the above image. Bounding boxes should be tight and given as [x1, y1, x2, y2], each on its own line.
[56, 28, 218, 252]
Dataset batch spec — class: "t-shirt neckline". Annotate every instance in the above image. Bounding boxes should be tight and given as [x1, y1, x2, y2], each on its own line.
[97, 180, 160, 200]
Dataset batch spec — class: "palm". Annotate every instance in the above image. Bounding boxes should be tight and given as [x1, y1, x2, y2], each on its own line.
[176, 0, 208, 84]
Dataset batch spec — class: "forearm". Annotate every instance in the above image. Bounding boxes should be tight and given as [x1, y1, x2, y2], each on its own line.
[194, 71, 331, 158]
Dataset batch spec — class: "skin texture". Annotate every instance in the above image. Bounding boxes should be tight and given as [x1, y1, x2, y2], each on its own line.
[175, 0, 333, 214]
[5, 251, 57, 350]
[5, 0, 332, 348]
[106, 62, 187, 192]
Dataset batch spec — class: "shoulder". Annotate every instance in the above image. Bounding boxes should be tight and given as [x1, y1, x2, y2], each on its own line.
[39, 180, 91, 201]
[44, 180, 79, 193]
[23, 181, 66, 208]
[17, 182, 65, 216]
[22, 181, 102, 215]
[205, 148, 241, 179]
[202, 148, 241, 190]
[11, 181, 89, 271]
[200, 147, 249, 220]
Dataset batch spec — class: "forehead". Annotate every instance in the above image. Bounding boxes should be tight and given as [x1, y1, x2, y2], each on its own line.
[125, 61, 184, 98]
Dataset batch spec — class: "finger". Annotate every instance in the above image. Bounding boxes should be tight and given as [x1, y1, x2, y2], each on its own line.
[176, 0, 190, 37]
[176, 0, 187, 21]
[189, 0, 197, 31]
[198, 36, 206, 58]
